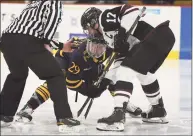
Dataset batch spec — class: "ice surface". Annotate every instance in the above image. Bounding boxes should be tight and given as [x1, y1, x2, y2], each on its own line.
[1, 55, 191, 135]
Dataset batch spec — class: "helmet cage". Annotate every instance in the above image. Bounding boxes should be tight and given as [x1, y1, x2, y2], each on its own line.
[86, 37, 107, 58]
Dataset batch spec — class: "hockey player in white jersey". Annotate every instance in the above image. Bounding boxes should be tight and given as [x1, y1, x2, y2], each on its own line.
[80, 5, 175, 131]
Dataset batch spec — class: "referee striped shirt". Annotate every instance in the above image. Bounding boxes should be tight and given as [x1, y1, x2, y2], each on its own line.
[3, 0, 62, 43]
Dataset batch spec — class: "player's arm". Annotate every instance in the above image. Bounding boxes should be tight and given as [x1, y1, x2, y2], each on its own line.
[115, 5, 140, 54]
[66, 55, 108, 98]
[100, 4, 139, 32]
[67, 61, 110, 98]
[66, 55, 99, 90]
[48, 37, 86, 54]
[66, 63, 105, 98]
[66, 62, 83, 90]
[44, 41, 71, 57]
[65, 50, 86, 90]
[119, 4, 140, 33]
[68, 64, 110, 98]
[103, 5, 140, 54]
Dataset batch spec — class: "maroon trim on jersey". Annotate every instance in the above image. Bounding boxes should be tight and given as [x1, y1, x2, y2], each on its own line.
[123, 8, 139, 16]
[119, 4, 139, 20]
[120, 4, 133, 17]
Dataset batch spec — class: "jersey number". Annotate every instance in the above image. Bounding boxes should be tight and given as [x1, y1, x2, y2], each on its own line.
[105, 33, 113, 39]
[106, 12, 116, 23]
[68, 62, 80, 74]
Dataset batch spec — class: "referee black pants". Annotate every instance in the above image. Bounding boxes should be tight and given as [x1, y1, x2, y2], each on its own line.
[0, 33, 72, 120]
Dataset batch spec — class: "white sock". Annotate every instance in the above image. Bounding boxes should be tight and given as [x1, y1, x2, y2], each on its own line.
[146, 91, 161, 105]
[113, 91, 131, 107]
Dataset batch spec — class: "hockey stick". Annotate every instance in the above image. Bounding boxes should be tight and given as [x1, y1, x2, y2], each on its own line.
[84, 52, 117, 118]
[78, 6, 146, 119]
[77, 96, 91, 117]
[75, 91, 78, 102]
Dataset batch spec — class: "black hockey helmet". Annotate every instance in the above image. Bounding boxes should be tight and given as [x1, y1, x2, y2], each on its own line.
[81, 7, 102, 30]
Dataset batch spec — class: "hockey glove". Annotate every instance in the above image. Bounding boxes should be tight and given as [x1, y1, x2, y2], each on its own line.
[87, 78, 111, 98]
[114, 27, 130, 55]
[74, 78, 111, 98]
[71, 37, 87, 49]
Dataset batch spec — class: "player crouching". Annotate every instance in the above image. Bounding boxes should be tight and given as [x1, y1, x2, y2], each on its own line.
[15, 37, 142, 126]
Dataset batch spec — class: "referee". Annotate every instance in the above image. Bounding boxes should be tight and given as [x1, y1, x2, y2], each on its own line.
[0, 0, 80, 130]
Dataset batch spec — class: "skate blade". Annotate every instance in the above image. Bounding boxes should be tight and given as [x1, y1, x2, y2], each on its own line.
[96, 122, 124, 132]
[15, 116, 31, 123]
[142, 117, 169, 124]
[58, 124, 86, 134]
[1, 121, 12, 127]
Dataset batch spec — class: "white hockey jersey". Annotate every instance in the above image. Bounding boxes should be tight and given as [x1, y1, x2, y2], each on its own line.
[99, 4, 141, 49]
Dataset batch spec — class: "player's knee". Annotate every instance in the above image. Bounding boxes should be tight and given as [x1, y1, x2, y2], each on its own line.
[137, 72, 157, 85]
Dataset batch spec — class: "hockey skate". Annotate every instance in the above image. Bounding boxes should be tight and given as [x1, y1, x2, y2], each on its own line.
[96, 107, 125, 131]
[57, 118, 81, 133]
[15, 104, 33, 123]
[1, 115, 13, 127]
[125, 102, 142, 117]
[141, 98, 168, 124]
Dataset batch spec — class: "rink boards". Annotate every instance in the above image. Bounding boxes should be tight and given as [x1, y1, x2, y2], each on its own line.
[1, 4, 191, 60]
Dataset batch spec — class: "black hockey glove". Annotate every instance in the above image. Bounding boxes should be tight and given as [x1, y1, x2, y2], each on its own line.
[73, 77, 111, 98]
[87, 78, 111, 98]
[114, 27, 130, 55]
